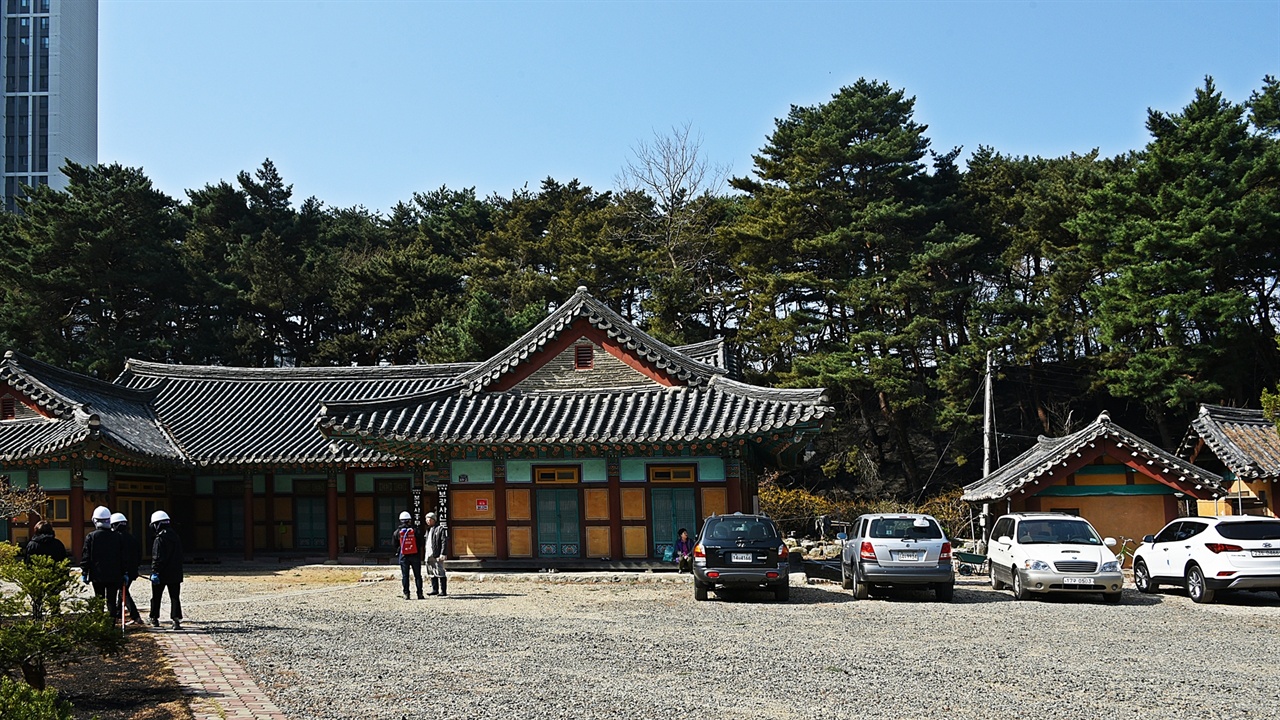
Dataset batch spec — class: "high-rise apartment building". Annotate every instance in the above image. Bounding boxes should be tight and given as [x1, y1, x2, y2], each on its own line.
[1, 0, 96, 212]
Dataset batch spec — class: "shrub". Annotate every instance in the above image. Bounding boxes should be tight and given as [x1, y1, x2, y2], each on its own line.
[759, 478, 975, 539]
[0, 675, 75, 720]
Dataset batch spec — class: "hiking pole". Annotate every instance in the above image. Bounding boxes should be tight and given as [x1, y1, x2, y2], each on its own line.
[121, 580, 127, 632]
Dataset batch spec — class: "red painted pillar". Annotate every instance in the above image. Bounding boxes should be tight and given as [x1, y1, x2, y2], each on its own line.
[344, 469, 357, 553]
[494, 459, 508, 560]
[68, 470, 85, 557]
[608, 455, 622, 560]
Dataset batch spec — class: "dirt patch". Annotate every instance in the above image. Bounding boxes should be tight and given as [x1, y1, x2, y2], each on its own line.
[185, 565, 365, 591]
[44, 631, 194, 720]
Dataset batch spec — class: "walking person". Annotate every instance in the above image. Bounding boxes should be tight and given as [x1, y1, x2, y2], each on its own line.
[110, 512, 145, 626]
[148, 510, 184, 630]
[424, 512, 448, 597]
[23, 521, 68, 619]
[395, 511, 424, 600]
[81, 506, 126, 623]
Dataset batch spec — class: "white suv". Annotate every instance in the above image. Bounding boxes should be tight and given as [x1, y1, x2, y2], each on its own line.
[1131, 516, 1280, 604]
[987, 512, 1124, 603]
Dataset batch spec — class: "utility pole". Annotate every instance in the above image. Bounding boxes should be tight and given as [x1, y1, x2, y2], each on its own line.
[980, 351, 993, 549]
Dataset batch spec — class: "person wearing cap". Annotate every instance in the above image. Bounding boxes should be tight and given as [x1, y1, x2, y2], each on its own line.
[394, 511, 424, 600]
[81, 505, 126, 623]
[148, 510, 184, 630]
[424, 511, 448, 597]
[110, 512, 144, 626]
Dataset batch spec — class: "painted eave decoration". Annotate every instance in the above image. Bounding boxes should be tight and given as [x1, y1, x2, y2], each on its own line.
[962, 411, 1226, 503]
[1177, 404, 1280, 482]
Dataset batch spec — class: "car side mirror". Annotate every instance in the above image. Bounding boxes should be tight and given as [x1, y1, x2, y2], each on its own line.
[997, 536, 1012, 544]
[1142, 534, 1156, 544]
[836, 532, 847, 541]
[1104, 537, 1116, 547]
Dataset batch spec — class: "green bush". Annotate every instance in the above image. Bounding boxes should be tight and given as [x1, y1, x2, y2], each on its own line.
[0, 541, 19, 566]
[0, 675, 75, 720]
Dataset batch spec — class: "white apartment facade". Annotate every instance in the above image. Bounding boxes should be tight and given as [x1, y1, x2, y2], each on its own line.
[2, 0, 96, 212]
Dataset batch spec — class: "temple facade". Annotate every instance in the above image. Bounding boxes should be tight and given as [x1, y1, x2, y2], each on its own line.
[0, 288, 830, 568]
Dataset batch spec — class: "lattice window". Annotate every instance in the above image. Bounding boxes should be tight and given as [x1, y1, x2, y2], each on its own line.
[648, 464, 697, 483]
[534, 466, 579, 484]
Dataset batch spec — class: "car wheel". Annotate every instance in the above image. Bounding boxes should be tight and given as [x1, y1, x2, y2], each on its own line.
[851, 569, 869, 600]
[774, 582, 790, 603]
[1011, 568, 1030, 601]
[1133, 560, 1157, 594]
[1186, 564, 1215, 604]
[1102, 591, 1122, 604]
[694, 581, 708, 602]
[934, 583, 954, 602]
[990, 564, 1005, 590]
[841, 561, 854, 590]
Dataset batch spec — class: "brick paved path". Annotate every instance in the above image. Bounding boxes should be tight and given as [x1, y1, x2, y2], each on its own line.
[151, 627, 289, 720]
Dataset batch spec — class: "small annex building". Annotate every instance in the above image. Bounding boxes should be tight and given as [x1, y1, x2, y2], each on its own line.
[962, 412, 1225, 546]
[0, 288, 831, 568]
[1178, 404, 1280, 518]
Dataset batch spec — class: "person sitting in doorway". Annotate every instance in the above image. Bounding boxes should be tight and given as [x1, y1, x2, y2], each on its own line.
[674, 528, 694, 573]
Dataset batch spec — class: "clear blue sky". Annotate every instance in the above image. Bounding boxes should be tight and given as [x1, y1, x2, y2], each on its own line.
[99, 0, 1279, 214]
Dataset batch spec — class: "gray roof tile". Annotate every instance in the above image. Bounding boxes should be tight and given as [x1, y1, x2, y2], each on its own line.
[1178, 404, 1280, 480]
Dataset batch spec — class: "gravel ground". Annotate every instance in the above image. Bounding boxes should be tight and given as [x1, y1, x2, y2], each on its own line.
[179, 569, 1280, 720]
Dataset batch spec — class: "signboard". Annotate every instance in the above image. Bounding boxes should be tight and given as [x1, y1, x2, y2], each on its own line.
[476, 498, 489, 513]
[412, 488, 422, 524]
[436, 483, 449, 530]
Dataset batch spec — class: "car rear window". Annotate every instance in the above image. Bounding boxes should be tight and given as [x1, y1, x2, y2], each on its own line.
[1216, 521, 1280, 541]
[868, 517, 943, 539]
[1015, 519, 1100, 545]
[703, 518, 779, 541]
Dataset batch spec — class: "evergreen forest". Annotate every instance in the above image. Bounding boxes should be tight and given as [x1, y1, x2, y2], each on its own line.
[2, 76, 1279, 500]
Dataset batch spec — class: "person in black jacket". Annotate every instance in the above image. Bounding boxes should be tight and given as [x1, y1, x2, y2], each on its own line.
[24, 521, 68, 564]
[149, 510, 184, 630]
[394, 511, 424, 600]
[81, 505, 126, 623]
[23, 521, 68, 619]
[111, 512, 144, 626]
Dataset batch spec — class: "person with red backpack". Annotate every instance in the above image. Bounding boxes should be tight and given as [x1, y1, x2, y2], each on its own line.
[395, 512, 424, 600]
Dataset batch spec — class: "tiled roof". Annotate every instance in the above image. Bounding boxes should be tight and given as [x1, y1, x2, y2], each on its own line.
[318, 374, 829, 450]
[962, 411, 1225, 502]
[116, 361, 469, 466]
[0, 351, 181, 463]
[457, 287, 724, 395]
[1178, 404, 1280, 480]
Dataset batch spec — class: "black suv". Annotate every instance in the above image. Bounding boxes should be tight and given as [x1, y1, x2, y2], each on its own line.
[692, 513, 790, 602]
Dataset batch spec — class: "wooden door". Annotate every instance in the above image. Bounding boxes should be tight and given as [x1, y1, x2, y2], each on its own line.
[536, 489, 580, 558]
[294, 497, 328, 551]
[651, 487, 697, 559]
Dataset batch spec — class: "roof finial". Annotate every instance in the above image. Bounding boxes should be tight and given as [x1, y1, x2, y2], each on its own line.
[1097, 410, 1111, 424]
[576, 285, 588, 294]
[3, 350, 12, 359]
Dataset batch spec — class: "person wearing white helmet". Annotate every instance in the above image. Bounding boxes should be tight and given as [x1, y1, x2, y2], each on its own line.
[110, 512, 144, 626]
[80, 505, 127, 623]
[394, 511, 424, 600]
[424, 511, 448, 597]
[148, 510, 184, 630]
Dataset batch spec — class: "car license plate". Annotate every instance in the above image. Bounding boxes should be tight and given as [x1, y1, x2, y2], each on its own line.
[895, 551, 920, 561]
[1062, 577, 1094, 586]
[1252, 549, 1280, 557]
[730, 552, 753, 563]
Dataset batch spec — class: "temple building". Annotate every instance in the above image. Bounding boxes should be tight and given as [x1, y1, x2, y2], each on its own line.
[0, 288, 830, 567]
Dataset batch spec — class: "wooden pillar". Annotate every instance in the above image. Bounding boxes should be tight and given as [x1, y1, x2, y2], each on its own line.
[69, 468, 86, 555]
[264, 471, 276, 552]
[242, 473, 255, 560]
[607, 454, 622, 560]
[344, 469, 357, 553]
[494, 458, 508, 560]
[326, 471, 339, 562]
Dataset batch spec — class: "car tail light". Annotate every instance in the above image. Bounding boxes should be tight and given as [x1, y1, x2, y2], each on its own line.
[860, 541, 876, 561]
[1205, 543, 1244, 554]
[694, 544, 705, 559]
[778, 544, 789, 559]
[766, 571, 779, 579]
[940, 541, 952, 562]
[1216, 570, 1238, 577]
[706, 571, 720, 579]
